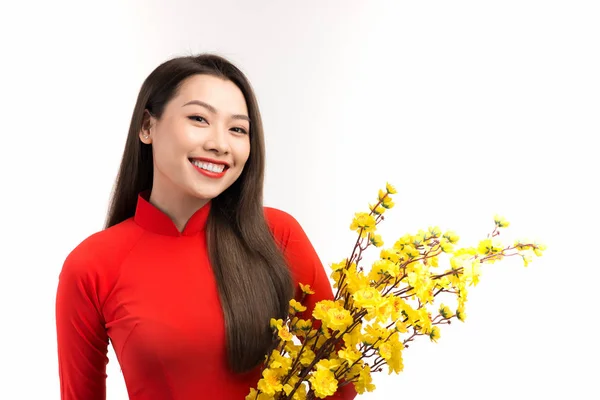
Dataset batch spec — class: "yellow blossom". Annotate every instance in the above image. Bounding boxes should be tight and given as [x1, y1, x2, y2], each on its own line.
[477, 238, 503, 255]
[299, 283, 315, 295]
[369, 203, 387, 215]
[440, 240, 455, 253]
[382, 196, 395, 209]
[354, 365, 376, 394]
[370, 234, 384, 247]
[289, 299, 307, 314]
[443, 230, 460, 244]
[428, 225, 442, 238]
[350, 212, 377, 238]
[278, 326, 294, 342]
[456, 304, 467, 321]
[429, 325, 441, 342]
[330, 260, 347, 271]
[439, 304, 454, 319]
[292, 319, 313, 336]
[268, 350, 292, 371]
[324, 306, 354, 332]
[342, 326, 363, 348]
[386, 182, 397, 194]
[245, 388, 274, 400]
[309, 368, 338, 399]
[352, 287, 383, 309]
[338, 347, 362, 364]
[299, 349, 316, 367]
[494, 214, 510, 228]
[380, 248, 400, 263]
[270, 318, 284, 330]
[257, 368, 283, 396]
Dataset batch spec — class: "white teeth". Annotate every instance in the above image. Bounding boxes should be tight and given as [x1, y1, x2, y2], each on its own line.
[191, 160, 226, 173]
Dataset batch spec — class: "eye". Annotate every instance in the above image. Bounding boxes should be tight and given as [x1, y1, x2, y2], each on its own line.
[188, 116, 207, 123]
[231, 127, 248, 135]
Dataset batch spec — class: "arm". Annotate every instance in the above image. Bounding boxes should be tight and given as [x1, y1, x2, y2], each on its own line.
[274, 210, 358, 400]
[55, 249, 109, 400]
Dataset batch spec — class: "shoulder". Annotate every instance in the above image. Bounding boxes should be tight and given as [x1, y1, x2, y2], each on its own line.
[264, 206, 301, 230]
[59, 218, 144, 283]
[263, 207, 307, 247]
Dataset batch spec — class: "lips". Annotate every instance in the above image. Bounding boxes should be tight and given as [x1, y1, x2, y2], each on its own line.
[188, 157, 230, 168]
[189, 158, 229, 179]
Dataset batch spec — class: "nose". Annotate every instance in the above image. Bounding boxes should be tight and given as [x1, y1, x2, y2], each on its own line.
[202, 127, 230, 155]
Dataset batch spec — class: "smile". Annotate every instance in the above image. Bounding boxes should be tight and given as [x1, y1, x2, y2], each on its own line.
[189, 159, 229, 179]
[190, 159, 227, 173]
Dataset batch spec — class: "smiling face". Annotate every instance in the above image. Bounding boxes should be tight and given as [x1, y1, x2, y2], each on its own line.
[139, 74, 251, 208]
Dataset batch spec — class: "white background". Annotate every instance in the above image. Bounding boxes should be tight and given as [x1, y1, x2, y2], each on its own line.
[1, 0, 598, 399]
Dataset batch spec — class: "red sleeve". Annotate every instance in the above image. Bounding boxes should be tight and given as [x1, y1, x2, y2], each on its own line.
[55, 247, 109, 400]
[270, 209, 358, 400]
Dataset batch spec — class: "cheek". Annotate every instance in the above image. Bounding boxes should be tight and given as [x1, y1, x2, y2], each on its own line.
[152, 138, 186, 173]
[234, 139, 251, 166]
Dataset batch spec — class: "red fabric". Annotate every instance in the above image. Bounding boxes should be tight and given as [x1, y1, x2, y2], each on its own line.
[55, 190, 357, 400]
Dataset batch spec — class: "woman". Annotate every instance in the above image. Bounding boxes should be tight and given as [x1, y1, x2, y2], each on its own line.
[55, 54, 357, 400]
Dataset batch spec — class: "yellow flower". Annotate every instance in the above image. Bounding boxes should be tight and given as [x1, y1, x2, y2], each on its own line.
[477, 238, 503, 255]
[289, 299, 307, 313]
[299, 349, 316, 367]
[283, 381, 307, 400]
[428, 225, 442, 238]
[309, 368, 338, 398]
[352, 287, 383, 309]
[268, 350, 292, 371]
[380, 248, 400, 263]
[330, 260, 347, 271]
[440, 240, 455, 253]
[345, 269, 369, 295]
[342, 326, 363, 348]
[324, 306, 354, 333]
[370, 234, 384, 247]
[363, 324, 388, 348]
[429, 325, 441, 342]
[299, 283, 315, 295]
[378, 342, 393, 359]
[350, 212, 377, 237]
[439, 304, 454, 319]
[443, 230, 460, 244]
[278, 326, 294, 342]
[521, 249, 534, 267]
[292, 319, 313, 336]
[312, 300, 337, 322]
[370, 259, 400, 278]
[270, 318, 284, 330]
[338, 347, 362, 364]
[354, 365, 376, 394]
[378, 189, 388, 201]
[257, 368, 283, 396]
[456, 305, 467, 322]
[369, 203, 387, 215]
[462, 259, 482, 286]
[386, 182, 397, 194]
[534, 242, 547, 257]
[382, 196, 395, 209]
[494, 214, 510, 228]
[245, 388, 274, 400]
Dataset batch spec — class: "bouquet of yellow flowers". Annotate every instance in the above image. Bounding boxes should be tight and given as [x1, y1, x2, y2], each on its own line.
[247, 183, 546, 400]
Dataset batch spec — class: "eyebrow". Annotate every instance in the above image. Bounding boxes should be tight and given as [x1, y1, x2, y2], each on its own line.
[182, 100, 251, 123]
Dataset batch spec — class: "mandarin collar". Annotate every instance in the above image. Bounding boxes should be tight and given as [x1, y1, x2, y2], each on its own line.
[133, 190, 211, 237]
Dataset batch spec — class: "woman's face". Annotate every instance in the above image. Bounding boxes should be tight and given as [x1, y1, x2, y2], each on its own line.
[140, 74, 251, 204]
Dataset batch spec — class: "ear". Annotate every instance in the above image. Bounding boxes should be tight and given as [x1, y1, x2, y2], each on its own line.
[139, 109, 155, 144]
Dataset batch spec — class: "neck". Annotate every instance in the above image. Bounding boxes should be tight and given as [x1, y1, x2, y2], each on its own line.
[148, 177, 209, 233]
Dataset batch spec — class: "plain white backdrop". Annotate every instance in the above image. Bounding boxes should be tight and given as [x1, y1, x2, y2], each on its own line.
[1, 0, 598, 398]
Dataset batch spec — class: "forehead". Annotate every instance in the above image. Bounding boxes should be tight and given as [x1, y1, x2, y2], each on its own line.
[172, 74, 248, 115]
